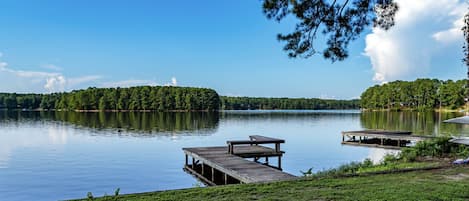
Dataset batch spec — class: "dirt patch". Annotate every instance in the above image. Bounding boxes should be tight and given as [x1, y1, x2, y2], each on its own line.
[444, 173, 469, 181]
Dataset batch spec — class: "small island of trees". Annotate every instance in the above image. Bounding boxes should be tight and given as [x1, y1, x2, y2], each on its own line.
[360, 79, 466, 110]
[0, 86, 220, 111]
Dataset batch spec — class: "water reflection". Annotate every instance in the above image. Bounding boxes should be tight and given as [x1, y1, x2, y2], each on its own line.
[0, 124, 69, 169]
[220, 110, 361, 123]
[0, 111, 220, 136]
[360, 111, 469, 136]
[367, 148, 400, 164]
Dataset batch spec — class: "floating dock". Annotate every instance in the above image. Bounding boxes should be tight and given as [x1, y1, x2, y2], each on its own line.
[182, 135, 296, 186]
[341, 130, 434, 149]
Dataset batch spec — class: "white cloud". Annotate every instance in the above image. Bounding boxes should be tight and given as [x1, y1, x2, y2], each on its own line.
[103, 77, 179, 88]
[102, 79, 159, 88]
[44, 75, 66, 92]
[169, 77, 178, 86]
[364, 0, 466, 83]
[319, 94, 337, 100]
[0, 55, 101, 93]
[433, 5, 466, 44]
[163, 77, 178, 86]
[41, 63, 63, 71]
[68, 75, 102, 86]
[0, 62, 7, 69]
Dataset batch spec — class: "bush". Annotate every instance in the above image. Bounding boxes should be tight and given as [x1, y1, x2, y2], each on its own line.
[400, 137, 469, 159]
[400, 148, 418, 162]
[381, 154, 399, 165]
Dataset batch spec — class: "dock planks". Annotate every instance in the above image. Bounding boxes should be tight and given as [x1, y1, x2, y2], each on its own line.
[183, 146, 296, 184]
[341, 130, 434, 149]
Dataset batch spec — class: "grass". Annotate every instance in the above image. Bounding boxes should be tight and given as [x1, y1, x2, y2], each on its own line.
[73, 166, 469, 201]
[355, 161, 441, 173]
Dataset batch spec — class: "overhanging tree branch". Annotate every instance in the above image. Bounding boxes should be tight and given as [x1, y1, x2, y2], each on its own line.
[262, 0, 398, 62]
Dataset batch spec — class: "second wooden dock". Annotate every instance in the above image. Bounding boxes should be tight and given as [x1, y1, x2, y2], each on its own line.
[341, 130, 434, 149]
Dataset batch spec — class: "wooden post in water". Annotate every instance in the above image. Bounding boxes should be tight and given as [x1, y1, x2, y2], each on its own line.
[278, 156, 282, 169]
[224, 173, 228, 185]
[202, 163, 205, 175]
[211, 166, 215, 182]
[185, 154, 188, 166]
[192, 157, 195, 169]
[265, 157, 269, 165]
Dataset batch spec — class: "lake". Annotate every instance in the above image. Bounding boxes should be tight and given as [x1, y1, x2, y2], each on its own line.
[0, 110, 468, 201]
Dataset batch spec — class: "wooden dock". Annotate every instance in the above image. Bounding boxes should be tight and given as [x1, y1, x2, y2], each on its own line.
[341, 130, 434, 149]
[183, 135, 296, 186]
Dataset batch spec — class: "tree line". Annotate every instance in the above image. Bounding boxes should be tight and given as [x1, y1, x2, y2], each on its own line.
[0, 86, 220, 111]
[0, 86, 361, 111]
[360, 79, 466, 110]
[220, 96, 360, 110]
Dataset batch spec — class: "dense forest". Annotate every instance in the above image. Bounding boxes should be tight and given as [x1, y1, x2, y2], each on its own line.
[360, 79, 466, 110]
[0, 86, 220, 111]
[220, 96, 360, 110]
[0, 86, 360, 111]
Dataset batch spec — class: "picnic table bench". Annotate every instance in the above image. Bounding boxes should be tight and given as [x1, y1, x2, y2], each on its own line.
[226, 135, 285, 169]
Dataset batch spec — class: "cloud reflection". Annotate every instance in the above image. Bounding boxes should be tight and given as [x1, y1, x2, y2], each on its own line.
[367, 148, 400, 164]
[0, 124, 69, 168]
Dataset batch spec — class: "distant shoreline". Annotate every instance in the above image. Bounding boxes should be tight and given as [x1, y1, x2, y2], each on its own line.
[0, 108, 362, 112]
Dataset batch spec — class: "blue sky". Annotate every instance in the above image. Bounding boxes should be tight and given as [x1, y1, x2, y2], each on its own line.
[0, 0, 466, 99]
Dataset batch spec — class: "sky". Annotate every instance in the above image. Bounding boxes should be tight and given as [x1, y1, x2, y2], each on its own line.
[0, 0, 466, 99]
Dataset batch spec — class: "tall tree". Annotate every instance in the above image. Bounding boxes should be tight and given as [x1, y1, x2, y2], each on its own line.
[463, 9, 469, 102]
[262, 0, 398, 61]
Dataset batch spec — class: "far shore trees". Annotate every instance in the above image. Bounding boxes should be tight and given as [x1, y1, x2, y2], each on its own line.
[360, 79, 466, 110]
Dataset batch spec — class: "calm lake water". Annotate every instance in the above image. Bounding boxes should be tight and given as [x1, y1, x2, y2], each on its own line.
[1, 110, 468, 201]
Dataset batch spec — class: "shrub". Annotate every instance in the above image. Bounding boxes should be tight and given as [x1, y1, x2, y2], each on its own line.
[400, 137, 468, 159]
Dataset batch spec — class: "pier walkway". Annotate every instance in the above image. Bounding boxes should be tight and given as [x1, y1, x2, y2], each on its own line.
[183, 135, 296, 186]
[341, 130, 434, 149]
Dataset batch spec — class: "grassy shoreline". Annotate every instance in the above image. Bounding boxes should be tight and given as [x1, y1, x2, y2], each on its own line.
[72, 165, 469, 201]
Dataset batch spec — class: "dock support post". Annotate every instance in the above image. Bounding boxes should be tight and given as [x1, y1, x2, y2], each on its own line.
[278, 156, 282, 170]
[211, 167, 215, 182]
[192, 157, 195, 169]
[398, 140, 401, 147]
[202, 163, 205, 175]
[275, 143, 280, 152]
[224, 173, 228, 185]
[381, 138, 384, 145]
[359, 136, 361, 143]
[185, 154, 188, 166]
[265, 157, 269, 165]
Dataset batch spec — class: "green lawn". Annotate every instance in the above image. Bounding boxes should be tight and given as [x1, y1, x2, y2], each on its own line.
[75, 166, 469, 201]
